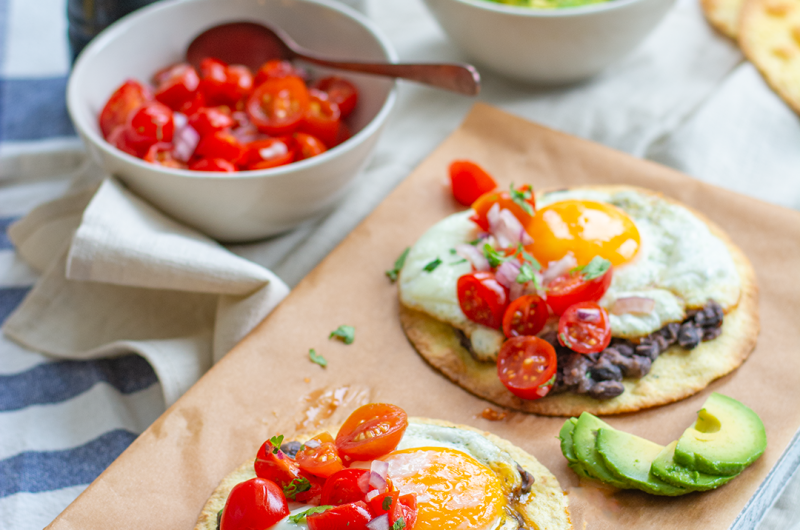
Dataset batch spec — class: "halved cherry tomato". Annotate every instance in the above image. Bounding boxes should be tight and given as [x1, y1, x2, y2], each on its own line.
[335, 403, 408, 462]
[188, 106, 234, 137]
[127, 102, 174, 151]
[545, 265, 613, 316]
[392, 493, 418, 529]
[295, 432, 345, 478]
[194, 130, 245, 163]
[470, 184, 536, 232]
[153, 63, 200, 111]
[367, 490, 399, 519]
[502, 294, 548, 338]
[144, 143, 185, 169]
[294, 132, 327, 160]
[319, 468, 371, 505]
[449, 160, 497, 206]
[246, 76, 309, 136]
[255, 439, 301, 486]
[179, 92, 207, 117]
[330, 121, 352, 148]
[497, 336, 557, 400]
[314, 76, 358, 118]
[199, 58, 254, 106]
[558, 301, 612, 354]
[188, 157, 236, 172]
[457, 272, 509, 329]
[254, 59, 306, 86]
[99, 79, 151, 138]
[300, 89, 341, 146]
[219, 477, 289, 530]
[245, 137, 295, 170]
[306, 502, 372, 530]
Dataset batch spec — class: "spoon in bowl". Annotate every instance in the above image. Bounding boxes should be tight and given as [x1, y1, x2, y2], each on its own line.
[186, 21, 481, 95]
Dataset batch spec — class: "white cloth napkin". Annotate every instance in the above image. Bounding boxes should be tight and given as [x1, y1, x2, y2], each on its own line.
[2, 176, 289, 406]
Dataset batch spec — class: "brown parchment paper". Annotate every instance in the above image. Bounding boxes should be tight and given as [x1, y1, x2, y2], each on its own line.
[47, 104, 800, 530]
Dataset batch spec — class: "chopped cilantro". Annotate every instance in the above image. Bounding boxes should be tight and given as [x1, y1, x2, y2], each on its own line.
[542, 374, 556, 388]
[559, 332, 570, 347]
[392, 519, 407, 530]
[468, 237, 483, 246]
[383, 496, 393, 510]
[386, 247, 410, 282]
[309, 349, 327, 368]
[423, 258, 442, 272]
[288, 506, 334, 523]
[483, 243, 508, 268]
[449, 248, 457, 255]
[518, 244, 541, 270]
[269, 435, 284, 454]
[216, 509, 222, 530]
[450, 258, 468, 265]
[329, 325, 355, 345]
[509, 183, 534, 216]
[515, 263, 539, 287]
[579, 256, 612, 280]
[283, 477, 312, 500]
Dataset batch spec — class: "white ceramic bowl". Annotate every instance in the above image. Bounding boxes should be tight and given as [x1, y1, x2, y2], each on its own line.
[422, 0, 675, 84]
[68, 0, 397, 242]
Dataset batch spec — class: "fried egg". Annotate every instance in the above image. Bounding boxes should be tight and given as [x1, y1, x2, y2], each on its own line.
[399, 188, 742, 358]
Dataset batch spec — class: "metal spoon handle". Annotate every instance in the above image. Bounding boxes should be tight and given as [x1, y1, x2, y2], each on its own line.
[295, 54, 481, 96]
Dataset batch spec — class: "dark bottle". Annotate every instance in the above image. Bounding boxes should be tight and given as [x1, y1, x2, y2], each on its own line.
[67, 0, 160, 62]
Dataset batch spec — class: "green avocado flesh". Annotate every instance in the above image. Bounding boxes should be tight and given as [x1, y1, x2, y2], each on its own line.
[674, 393, 767, 476]
[596, 428, 689, 496]
[572, 413, 629, 489]
[560, 418, 593, 479]
[652, 441, 736, 490]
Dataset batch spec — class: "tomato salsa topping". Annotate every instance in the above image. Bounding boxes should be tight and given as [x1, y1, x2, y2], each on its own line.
[98, 58, 360, 172]
[220, 404, 415, 530]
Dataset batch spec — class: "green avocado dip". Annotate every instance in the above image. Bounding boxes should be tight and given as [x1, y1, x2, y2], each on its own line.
[483, 0, 611, 8]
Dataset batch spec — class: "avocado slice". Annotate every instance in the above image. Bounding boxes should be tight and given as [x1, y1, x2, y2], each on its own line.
[572, 412, 629, 489]
[651, 441, 736, 490]
[596, 428, 689, 496]
[559, 418, 593, 480]
[674, 393, 767, 476]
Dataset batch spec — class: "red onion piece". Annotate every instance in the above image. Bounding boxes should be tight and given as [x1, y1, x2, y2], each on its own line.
[365, 489, 380, 502]
[576, 308, 601, 322]
[171, 123, 200, 162]
[455, 244, 490, 272]
[611, 297, 656, 315]
[495, 259, 521, 290]
[487, 204, 533, 248]
[303, 439, 321, 449]
[542, 254, 578, 285]
[367, 514, 390, 530]
[370, 459, 389, 479]
[369, 472, 388, 492]
[357, 470, 371, 493]
[172, 111, 188, 130]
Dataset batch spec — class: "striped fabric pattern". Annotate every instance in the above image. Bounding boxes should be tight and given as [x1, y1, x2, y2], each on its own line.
[0, 0, 167, 528]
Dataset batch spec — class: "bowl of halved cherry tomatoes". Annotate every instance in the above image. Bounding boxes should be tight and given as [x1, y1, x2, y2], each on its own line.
[67, 0, 397, 242]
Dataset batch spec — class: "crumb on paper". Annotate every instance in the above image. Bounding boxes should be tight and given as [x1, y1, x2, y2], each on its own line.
[480, 407, 508, 421]
[304, 377, 311, 383]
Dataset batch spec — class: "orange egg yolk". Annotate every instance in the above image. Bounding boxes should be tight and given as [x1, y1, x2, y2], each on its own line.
[382, 447, 508, 530]
[528, 200, 640, 267]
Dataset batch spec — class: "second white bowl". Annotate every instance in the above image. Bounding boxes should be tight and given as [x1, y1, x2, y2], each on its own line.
[422, 0, 676, 84]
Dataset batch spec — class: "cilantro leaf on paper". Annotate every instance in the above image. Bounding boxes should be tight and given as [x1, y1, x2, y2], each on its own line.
[269, 435, 284, 454]
[509, 183, 534, 216]
[309, 349, 327, 368]
[329, 325, 355, 345]
[283, 477, 312, 500]
[423, 258, 442, 272]
[288, 506, 334, 524]
[386, 247, 410, 282]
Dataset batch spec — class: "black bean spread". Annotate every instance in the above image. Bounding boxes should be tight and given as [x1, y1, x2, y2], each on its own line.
[545, 300, 725, 400]
[457, 300, 725, 401]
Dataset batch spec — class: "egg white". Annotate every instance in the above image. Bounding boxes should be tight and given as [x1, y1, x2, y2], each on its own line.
[270, 420, 523, 530]
[399, 189, 742, 357]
